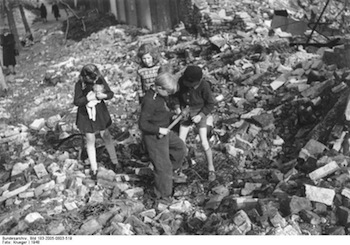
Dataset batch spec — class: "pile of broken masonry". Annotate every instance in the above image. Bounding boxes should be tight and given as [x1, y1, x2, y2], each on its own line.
[1, 0, 350, 235]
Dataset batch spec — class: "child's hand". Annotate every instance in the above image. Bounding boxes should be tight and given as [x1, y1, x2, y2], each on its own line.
[159, 127, 170, 135]
[96, 92, 107, 100]
[175, 108, 181, 115]
[192, 114, 202, 123]
[86, 91, 97, 101]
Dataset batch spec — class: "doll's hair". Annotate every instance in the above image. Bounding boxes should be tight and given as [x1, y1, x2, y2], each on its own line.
[155, 72, 177, 94]
[137, 43, 160, 66]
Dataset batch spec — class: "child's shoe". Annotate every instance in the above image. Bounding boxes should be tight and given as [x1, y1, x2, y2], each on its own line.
[91, 170, 98, 180]
[140, 154, 150, 162]
[113, 163, 123, 173]
[173, 170, 187, 183]
[158, 196, 174, 206]
[208, 171, 216, 182]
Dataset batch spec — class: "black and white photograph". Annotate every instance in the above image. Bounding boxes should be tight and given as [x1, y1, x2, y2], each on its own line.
[0, 0, 350, 243]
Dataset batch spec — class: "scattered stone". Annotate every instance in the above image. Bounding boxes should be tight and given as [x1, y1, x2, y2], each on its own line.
[308, 161, 339, 181]
[305, 184, 335, 206]
[78, 219, 102, 235]
[289, 195, 313, 214]
[24, 212, 44, 224]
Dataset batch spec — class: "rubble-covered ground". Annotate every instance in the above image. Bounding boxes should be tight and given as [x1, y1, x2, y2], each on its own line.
[1, 0, 350, 235]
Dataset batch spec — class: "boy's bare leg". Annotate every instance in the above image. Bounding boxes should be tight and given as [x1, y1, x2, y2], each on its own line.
[86, 133, 97, 173]
[199, 127, 215, 180]
[179, 124, 190, 143]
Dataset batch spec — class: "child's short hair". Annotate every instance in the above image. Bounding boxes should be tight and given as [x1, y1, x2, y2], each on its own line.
[137, 43, 159, 65]
[155, 72, 177, 94]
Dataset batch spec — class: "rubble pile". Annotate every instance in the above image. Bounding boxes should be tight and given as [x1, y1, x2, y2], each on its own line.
[1, 0, 350, 235]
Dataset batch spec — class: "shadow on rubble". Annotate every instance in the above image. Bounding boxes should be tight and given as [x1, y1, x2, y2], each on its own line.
[62, 11, 120, 42]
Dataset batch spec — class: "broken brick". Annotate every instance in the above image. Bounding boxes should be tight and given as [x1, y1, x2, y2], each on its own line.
[299, 209, 321, 225]
[232, 210, 252, 235]
[269, 211, 287, 228]
[33, 163, 49, 178]
[305, 184, 335, 206]
[308, 161, 339, 181]
[289, 195, 313, 214]
[336, 206, 350, 226]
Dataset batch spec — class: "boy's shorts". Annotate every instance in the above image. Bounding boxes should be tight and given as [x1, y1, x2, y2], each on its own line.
[181, 109, 207, 128]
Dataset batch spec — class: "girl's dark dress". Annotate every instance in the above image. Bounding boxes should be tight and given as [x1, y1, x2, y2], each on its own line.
[73, 78, 114, 133]
[0, 33, 16, 67]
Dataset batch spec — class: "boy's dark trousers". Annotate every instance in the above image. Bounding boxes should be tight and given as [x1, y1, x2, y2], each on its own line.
[144, 131, 186, 198]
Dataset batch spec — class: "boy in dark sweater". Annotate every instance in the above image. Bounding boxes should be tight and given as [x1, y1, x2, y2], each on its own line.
[139, 72, 187, 203]
[173, 65, 216, 181]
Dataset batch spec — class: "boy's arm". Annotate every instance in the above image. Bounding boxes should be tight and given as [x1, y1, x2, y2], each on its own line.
[73, 82, 89, 106]
[199, 81, 215, 116]
[139, 96, 160, 135]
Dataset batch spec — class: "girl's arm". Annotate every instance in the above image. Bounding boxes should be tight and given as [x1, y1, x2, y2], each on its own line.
[136, 72, 144, 103]
[73, 82, 88, 106]
[97, 77, 114, 100]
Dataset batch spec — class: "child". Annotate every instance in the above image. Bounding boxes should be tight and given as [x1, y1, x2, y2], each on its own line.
[136, 43, 165, 162]
[173, 65, 216, 181]
[73, 64, 120, 179]
[136, 42, 164, 103]
[139, 72, 187, 203]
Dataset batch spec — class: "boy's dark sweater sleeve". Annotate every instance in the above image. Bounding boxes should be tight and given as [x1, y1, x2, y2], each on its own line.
[102, 78, 114, 100]
[200, 81, 215, 116]
[73, 82, 88, 106]
[171, 92, 180, 110]
[139, 97, 160, 135]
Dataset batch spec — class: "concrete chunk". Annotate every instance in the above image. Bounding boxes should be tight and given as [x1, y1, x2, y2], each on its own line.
[34, 180, 55, 197]
[231, 196, 259, 211]
[0, 182, 32, 203]
[269, 211, 287, 228]
[289, 195, 312, 214]
[33, 163, 49, 178]
[299, 209, 321, 225]
[336, 206, 350, 226]
[78, 219, 102, 235]
[308, 161, 339, 181]
[232, 210, 252, 235]
[11, 162, 30, 177]
[241, 182, 262, 196]
[305, 184, 335, 206]
[341, 188, 350, 200]
[24, 212, 44, 224]
[29, 118, 46, 130]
